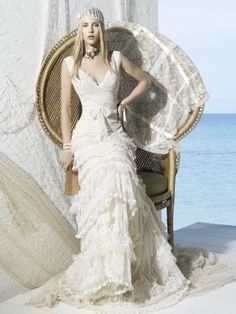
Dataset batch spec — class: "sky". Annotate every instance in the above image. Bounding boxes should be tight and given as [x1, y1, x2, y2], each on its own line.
[158, 0, 236, 113]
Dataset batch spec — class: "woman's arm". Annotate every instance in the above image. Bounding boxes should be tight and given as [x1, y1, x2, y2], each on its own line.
[59, 60, 73, 171]
[119, 52, 152, 106]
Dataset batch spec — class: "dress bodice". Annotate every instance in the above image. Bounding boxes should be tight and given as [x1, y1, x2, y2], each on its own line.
[64, 51, 122, 140]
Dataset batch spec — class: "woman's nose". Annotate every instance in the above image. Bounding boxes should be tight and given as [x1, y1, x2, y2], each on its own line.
[88, 25, 94, 33]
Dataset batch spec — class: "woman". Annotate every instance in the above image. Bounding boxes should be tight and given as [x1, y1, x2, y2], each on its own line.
[26, 6, 197, 313]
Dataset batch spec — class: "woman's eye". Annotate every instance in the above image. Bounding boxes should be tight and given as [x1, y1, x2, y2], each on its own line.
[82, 23, 99, 28]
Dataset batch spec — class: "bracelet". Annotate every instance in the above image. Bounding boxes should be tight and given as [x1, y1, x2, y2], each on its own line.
[63, 143, 72, 152]
[119, 103, 127, 110]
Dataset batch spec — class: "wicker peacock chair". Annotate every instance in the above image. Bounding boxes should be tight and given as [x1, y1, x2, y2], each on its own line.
[36, 21, 208, 252]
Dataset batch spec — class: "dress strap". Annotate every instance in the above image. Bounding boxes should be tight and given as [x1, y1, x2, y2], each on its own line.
[64, 56, 74, 75]
[112, 50, 121, 71]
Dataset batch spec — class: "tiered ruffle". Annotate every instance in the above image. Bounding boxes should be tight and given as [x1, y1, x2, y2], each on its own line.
[58, 128, 191, 310]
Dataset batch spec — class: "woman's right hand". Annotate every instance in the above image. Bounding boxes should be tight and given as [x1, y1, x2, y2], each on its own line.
[59, 151, 73, 171]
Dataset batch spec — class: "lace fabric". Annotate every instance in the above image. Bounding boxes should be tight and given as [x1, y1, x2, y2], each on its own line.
[104, 21, 210, 154]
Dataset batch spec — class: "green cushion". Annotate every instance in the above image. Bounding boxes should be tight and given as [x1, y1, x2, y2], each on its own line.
[139, 172, 168, 196]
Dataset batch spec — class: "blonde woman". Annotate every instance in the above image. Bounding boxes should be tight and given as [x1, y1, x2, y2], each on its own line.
[27, 6, 191, 313]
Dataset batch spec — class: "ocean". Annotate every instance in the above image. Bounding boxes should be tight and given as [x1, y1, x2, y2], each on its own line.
[162, 113, 236, 230]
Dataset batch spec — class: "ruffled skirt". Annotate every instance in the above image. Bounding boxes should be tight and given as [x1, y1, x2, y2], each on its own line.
[57, 124, 190, 311]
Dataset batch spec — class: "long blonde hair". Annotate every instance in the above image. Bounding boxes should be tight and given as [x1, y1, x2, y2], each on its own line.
[71, 20, 113, 80]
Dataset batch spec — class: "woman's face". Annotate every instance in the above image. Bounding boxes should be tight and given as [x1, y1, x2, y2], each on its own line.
[80, 17, 101, 47]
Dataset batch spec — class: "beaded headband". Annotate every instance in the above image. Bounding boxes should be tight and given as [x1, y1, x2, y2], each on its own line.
[76, 6, 104, 24]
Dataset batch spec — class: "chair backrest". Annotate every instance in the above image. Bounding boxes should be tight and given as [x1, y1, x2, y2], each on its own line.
[36, 21, 207, 175]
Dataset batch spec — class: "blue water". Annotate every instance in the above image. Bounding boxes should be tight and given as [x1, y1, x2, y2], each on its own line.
[163, 114, 236, 230]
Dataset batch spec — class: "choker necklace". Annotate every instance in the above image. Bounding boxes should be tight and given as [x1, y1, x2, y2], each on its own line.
[85, 48, 100, 59]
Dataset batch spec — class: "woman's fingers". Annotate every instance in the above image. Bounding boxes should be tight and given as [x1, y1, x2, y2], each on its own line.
[117, 105, 123, 120]
[59, 152, 73, 171]
[117, 102, 122, 119]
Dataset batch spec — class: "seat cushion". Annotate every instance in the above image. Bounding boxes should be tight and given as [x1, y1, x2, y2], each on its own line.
[138, 172, 168, 196]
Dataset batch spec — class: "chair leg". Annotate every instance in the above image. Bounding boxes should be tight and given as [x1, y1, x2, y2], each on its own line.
[167, 201, 174, 252]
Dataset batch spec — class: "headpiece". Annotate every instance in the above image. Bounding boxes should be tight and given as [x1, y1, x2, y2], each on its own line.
[76, 6, 104, 24]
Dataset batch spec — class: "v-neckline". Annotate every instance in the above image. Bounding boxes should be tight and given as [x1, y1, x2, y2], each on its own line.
[79, 51, 114, 88]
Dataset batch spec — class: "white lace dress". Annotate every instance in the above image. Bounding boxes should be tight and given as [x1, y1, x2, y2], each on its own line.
[26, 50, 234, 313]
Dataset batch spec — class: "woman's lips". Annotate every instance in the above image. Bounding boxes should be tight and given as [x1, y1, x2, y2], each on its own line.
[88, 36, 94, 39]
